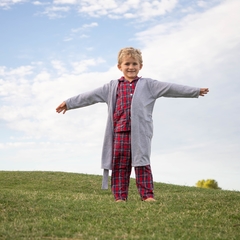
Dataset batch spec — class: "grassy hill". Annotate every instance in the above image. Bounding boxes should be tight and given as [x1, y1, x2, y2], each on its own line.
[0, 171, 239, 240]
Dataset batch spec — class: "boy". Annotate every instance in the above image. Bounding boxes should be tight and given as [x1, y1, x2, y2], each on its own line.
[56, 47, 209, 202]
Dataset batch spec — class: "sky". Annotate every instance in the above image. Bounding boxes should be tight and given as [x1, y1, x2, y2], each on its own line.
[0, 0, 240, 191]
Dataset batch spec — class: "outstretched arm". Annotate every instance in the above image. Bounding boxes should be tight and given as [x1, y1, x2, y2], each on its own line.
[199, 88, 209, 96]
[56, 101, 67, 114]
[56, 82, 111, 114]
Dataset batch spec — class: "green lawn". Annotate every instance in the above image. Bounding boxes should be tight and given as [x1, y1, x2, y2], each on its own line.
[0, 171, 239, 239]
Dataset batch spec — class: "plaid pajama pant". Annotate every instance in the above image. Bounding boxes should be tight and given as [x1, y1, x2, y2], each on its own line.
[111, 131, 154, 201]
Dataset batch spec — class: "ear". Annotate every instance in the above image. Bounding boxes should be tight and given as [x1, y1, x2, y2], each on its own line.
[140, 64, 143, 70]
[117, 64, 122, 71]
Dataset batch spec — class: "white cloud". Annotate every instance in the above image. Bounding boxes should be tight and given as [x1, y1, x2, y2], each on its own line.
[53, 0, 77, 4]
[2, 0, 219, 23]
[197, 0, 208, 8]
[79, 34, 89, 38]
[71, 58, 105, 74]
[0, 66, 6, 75]
[63, 37, 73, 41]
[32, 1, 50, 6]
[77, 0, 178, 20]
[51, 60, 66, 74]
[82, 22, 98, 28]
[63, 22, 98, 42]
[1, 0, 220, 23]
[0, 66, 34, 102]
[71, 22, 98, 33]
[40, 5, 70, 18]
[0, 0, 26, 9]
[33, 71, 51, 82]
[0, 57, 109, 142]
[136, 0, 240, 82]
[0, 65, 33, 77]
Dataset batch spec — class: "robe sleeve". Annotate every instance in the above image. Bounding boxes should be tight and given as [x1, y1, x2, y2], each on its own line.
[148, 79, 200, 99]
[65, 83, 110, 110]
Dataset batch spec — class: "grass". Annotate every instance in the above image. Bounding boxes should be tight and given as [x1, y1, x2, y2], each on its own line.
[0, 171, 240, 240]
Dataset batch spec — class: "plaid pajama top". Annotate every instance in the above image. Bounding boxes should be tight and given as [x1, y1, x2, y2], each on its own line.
[113, 76, 139, 132]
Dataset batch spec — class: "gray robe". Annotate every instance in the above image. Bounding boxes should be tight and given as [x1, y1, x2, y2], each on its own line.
[65, 78, 200, 189]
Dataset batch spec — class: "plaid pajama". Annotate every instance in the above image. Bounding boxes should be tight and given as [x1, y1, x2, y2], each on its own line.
[111, 77, 154, 200]
[111, 131, 154, 201]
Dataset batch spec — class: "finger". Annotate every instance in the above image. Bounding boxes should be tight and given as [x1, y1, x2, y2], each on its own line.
[56, 107, 64, 113]
[56, 106, 62, 112]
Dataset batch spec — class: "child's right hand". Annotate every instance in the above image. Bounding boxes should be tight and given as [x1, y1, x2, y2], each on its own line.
[56, 101, 67, 114]
[199, 88, 209, 96]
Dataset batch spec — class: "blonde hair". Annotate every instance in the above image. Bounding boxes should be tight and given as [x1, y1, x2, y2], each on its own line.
[118, 47, 143, 65]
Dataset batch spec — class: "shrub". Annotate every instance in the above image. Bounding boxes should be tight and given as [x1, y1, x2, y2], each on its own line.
[196, 179, 221, 189]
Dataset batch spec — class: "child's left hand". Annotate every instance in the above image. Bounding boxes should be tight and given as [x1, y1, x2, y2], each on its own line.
[56, 101, 67, 114]
[199, 88, 209, 96]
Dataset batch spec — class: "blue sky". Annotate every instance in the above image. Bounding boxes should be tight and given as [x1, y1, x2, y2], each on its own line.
[1, 0, 240, 191]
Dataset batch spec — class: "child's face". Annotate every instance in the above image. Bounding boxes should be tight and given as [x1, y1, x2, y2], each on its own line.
[118, 56, 142, 82]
